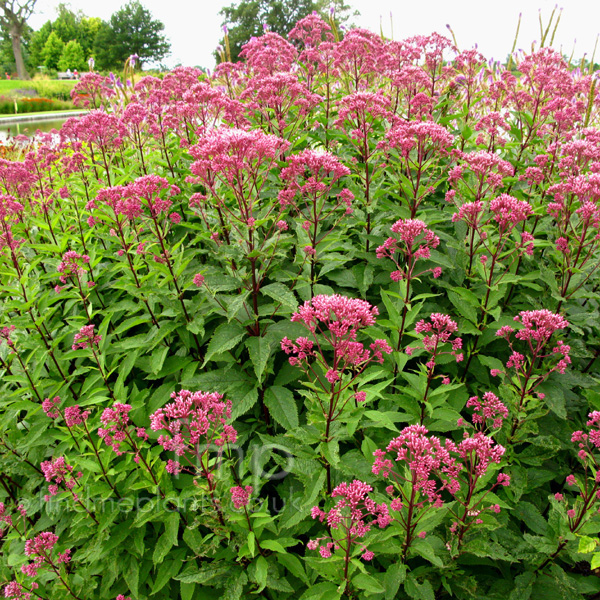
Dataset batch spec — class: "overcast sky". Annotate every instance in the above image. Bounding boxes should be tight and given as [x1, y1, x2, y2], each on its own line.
[28, 0, 600, 69]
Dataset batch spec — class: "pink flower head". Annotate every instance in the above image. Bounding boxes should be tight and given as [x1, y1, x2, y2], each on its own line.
[230, 485, 253, 509]
[466, 392, 508, 429]
[284, 295, 390, 379]
[72, 324, 102, 351]
[21, 531, 67, 578]
[308, 479, 390, 560]
[355, 391, 367, 403]
[150, 389, 237, 474]
[193, 273, 205, 287]
[57, 250, 90, 285]
[190, 127, 290, 187]
[413, 313, 463, 365]
[42, 396, 61, 419]
[376, 220, 440, 283]
[373, 425, 449, 506]
[124, 175, 171, 218]
[98, 403, 133, 455]
[64, 405, 90, 427]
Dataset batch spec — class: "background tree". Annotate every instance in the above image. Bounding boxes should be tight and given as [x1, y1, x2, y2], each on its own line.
[0, 0, 36, 79]
[0, 19, 31, 74]
[27, 18, 50, 70]
[27, 5, 100, 72]
[58, 38, 85, 70]
[218, 0, 356, 63]
[42, 29, 63, 70]
[93, 0, 170, 70]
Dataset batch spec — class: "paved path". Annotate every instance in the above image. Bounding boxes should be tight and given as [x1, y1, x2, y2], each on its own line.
[0, 110, 88, 124]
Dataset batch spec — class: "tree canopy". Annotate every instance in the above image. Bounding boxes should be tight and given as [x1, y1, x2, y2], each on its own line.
[93, 1, 170, 71]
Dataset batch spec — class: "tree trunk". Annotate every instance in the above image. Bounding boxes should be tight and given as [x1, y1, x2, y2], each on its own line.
[10, 24, 29, 80]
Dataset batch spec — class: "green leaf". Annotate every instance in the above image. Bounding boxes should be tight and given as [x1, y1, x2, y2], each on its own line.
[353, 573, 385, 593]
[180, 582, 196, 600]
[253, 556, 268, 593]
[277, 553, 308, 584]
[411, 537, 444, 567]
[247, 532, 256, 558]
[264, 386, 298, 430]
[515, 502, 547, 536]
[203, 322, 246, 366]
[150, 345, 169, 375]
[152, 559, 183, 594]
[448, 287, 479, 324]
[508, 572, 535, 600]
[262, 282, 298, 311]
[164, 512, 180, 547]
[230, 386, 259, 420]
[578, 536, 598, 554]
[245, 336, 271, 381]
[384, 563, 407, 600]
[261, 539, 287, 553]
[176, 564, 230, 584]
[153, 531, 175, 565]
[123, 555, 139, 598]
[222, 572, 248, 600]
[405, 575, 435, 600]
[298, 582, 343, 600]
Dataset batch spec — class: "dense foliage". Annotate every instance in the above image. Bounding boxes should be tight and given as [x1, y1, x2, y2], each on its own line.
[1, 14, 600, 600]
[0, 1, 170, 76]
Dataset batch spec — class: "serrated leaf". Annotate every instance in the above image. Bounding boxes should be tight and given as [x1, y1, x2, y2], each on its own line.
[509, 572, 535, 600]
[153, 531, 174, 565]
[150, 345, 169, 375]
[277, 553, 307, 584]
[203, 322, 246, 366]
[261, 539, 287, 553]
[264, 386, 298, 430]
[262, 282, 297, 311]
[385, 563, 407, 600]
[222, 571, 247, 600]
[164, 512, 180, 547]
[253, 556, 268, 592]
[245, 336, 271, 381]
[405, 575, 435, 600]
[353, 573, 385, 593]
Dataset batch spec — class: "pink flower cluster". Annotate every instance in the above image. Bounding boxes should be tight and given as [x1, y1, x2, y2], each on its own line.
[278, 148, 352, 213]
[3, 581, 39, 599]
[98, 403, 133, 455]
[149, 389, 237, 475]
[465, 392, 508, 430]
[230, 485, 253, 509]
[40, 456, 82, 501]
[408, 313, 463, 368]
[56, 250, 90, 285]
[373, 425, 509, 540]
[373, 425, 449, 506]
[21, 531, 70, 577]
[554, 413, 600, 532]
[190, 127, 290, 185]
[282, 295, 392, 385]
[72, 324, 102, 351]
[376, 218, 441, 281]
[307, 480, 390, 560]
[495, 309, 571, 375]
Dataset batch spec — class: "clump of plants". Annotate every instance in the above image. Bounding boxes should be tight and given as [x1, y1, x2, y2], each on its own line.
[1, 14, 600, 600]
